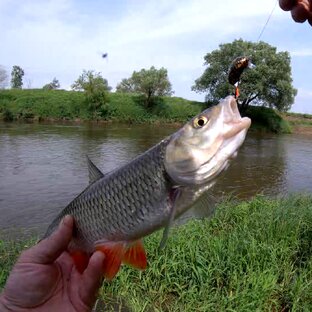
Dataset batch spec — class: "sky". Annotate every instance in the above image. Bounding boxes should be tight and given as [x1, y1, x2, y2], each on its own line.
[0, 0, 312, 113]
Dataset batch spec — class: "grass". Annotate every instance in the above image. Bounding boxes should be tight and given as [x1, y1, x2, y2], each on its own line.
[1, 195, 312, 311]
[0, 89, 297, 133]
[283, 112, 312, 127]
[0, 89, 88, 121]
[0, 89, 205, 124]
[285, 111, 312, 120]
[245, 106, 292, 134]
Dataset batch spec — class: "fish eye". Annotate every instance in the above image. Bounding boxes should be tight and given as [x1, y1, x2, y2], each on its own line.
[193, 116, 209, 128]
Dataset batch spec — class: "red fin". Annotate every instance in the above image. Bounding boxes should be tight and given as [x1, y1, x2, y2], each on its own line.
[235, 86, 240, 98]
[96, 243, 124, 280]
[123, 240, 147, 270]
[70, 250, 90, 274]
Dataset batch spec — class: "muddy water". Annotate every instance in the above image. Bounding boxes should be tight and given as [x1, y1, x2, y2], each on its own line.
[0, 122, 311, 238]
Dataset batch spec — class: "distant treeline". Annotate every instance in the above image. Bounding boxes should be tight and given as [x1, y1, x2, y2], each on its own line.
[0, 89, 293, 133]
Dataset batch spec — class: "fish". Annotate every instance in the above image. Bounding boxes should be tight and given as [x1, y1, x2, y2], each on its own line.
[44, 95, 251, 280]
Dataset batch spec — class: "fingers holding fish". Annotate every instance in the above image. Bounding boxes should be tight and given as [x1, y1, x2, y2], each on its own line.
[21, 215, 74, 265]
[77, 251, 105, 309]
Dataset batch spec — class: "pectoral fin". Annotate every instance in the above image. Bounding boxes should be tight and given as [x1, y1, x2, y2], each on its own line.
[159, 187, 181, 250]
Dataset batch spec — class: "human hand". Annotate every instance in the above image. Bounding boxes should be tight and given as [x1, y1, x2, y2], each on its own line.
[0, 216, 105, 312]
[279, 0, 312, 25]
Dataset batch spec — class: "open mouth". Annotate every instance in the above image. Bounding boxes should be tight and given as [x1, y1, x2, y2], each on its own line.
[223, 97, 251, 137]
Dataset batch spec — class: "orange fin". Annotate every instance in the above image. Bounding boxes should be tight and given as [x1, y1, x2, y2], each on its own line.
[96, 243, 124, 280]
[96, 240, 147, 280]
[70, 250, 90, 274]
[235, 86, 240, 98]
[123, 240, 147, 270]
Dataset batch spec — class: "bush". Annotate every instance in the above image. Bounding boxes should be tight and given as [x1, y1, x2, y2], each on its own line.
[246, 106, 291, 133]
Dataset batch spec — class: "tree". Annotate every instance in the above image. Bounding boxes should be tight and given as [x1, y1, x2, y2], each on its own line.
[11, 65, 25, 89]
[43, 78, 60, 90]
[0, 66, 8, 89]
[72, 70, 111, 93]
[192, 39, 297, 112]
[116, 66, 174, 106]
[72, 70, 111, 116]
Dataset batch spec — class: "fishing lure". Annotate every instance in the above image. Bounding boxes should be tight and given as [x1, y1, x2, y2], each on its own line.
[228, 56, 252, 98]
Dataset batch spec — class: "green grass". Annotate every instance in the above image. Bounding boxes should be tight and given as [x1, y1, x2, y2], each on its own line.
[1, 196, 312, 311]
[0, 89, 205, 124]
[246, 106, 292, 134]
[0, 89, 88, 120]
[0, 89, 295, 133]
[285, 111, 312, 120]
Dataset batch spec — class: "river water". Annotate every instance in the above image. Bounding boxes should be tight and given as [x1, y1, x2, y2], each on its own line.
[0, 122, 311, 238]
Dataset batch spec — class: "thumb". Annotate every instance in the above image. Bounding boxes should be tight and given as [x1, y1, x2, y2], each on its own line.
[21, 215, 74, 264]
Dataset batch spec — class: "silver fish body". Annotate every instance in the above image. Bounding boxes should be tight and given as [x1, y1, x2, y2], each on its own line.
[44, 95, 251, 278]
[45, 138, 177, 251]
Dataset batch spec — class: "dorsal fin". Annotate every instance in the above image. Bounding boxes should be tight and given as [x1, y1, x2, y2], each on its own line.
[87, 156, 104, 184]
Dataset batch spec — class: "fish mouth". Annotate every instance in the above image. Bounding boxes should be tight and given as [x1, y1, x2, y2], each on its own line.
[223, 97, 251, 138]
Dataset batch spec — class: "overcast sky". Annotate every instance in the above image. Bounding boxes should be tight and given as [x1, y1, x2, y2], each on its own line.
[0, 0, 311, 113]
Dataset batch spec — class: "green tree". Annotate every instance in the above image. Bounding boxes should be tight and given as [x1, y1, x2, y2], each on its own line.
[0, 65, 8, 89]
[192, 39, 297, 112]
[71, 70, 111, 117]
[43, 77, 60, 90]
[116, 66, 174, 106]
[11, 65, 25, 89]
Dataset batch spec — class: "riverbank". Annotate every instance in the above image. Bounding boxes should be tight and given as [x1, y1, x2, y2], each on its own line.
[0, 89, 304, 133]
[1, 195, 312, 311]
[283, 112, 312, 135]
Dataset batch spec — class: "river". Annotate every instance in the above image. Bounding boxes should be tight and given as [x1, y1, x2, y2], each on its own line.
[0, 122, 311, 238]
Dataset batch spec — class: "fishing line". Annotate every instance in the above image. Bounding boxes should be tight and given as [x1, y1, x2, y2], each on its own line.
[230, 0, 278, 99]
[257, 0, 278, 41]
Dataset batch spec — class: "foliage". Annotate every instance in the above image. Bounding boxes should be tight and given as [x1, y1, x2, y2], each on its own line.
[11, 65, 25, 89]
[0, 89, 205, 124]
[116, 66, 174, 107]
[246, 106, 292, 133]
[0, 89, 87, 120]
[71, 70, 111, 93]
[2, 196, 312, 311]
[192, 39, 297, 112]
[0, 65, 8, 89]
[71, 70, 112, 117]
[42, 78, 60, 90]
[0, 89, 295, 133]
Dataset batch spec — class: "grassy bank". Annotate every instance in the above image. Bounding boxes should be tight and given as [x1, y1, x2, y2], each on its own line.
[283, 111, 312, 135]
[0, 89, 205, 124]
[1, 195, 312, 311]
[0, 89, 297, 133]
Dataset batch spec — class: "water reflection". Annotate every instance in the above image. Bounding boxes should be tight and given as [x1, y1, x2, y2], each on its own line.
[0, 122, 311, 238]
